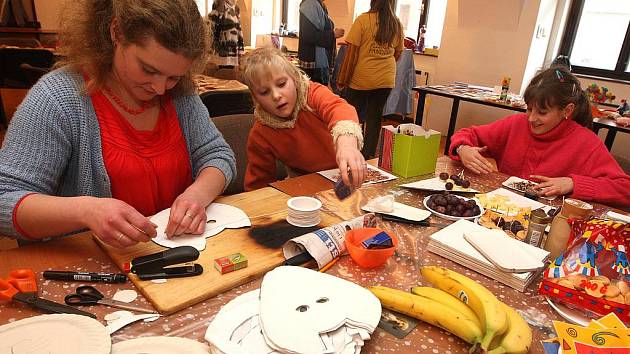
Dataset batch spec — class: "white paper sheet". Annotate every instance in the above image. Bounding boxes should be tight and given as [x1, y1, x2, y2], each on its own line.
[151, 203, 251, 250]
[400, 177, 478, 193]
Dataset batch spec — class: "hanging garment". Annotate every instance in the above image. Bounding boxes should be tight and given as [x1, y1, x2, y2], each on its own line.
[207, 0, 244, 67]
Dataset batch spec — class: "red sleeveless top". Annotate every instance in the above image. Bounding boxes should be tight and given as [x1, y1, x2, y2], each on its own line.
[92, 91, 193, 216]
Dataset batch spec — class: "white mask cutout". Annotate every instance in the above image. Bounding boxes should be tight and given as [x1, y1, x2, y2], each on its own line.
[259, 266, 381, 354]
[151, 203, 251, 250]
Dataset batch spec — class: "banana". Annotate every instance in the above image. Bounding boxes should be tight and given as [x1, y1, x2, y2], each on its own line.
[369, 286, 483, 346]
[487, 302, 532, 354]
[410, 286, 482, 329]
[420, 266, 508, 350]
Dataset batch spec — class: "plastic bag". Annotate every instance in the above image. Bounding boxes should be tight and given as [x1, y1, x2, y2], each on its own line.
[539, 218, 630, 324]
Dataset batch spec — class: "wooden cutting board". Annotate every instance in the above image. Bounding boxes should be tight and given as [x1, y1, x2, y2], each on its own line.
[97, 187, 342, 314]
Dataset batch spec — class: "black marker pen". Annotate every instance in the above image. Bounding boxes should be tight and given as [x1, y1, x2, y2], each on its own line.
[43, 270, 127, 283]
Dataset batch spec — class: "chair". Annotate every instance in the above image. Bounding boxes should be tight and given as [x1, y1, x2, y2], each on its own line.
[0, 47, 53, 88]
[201, 90, 254, 117]
[0, 37, 42, 48]
[210, 114, 287, 194]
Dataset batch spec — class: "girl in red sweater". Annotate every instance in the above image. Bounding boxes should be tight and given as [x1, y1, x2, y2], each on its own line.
[450, 67, 630, 207]
[239, 47, 366, 191]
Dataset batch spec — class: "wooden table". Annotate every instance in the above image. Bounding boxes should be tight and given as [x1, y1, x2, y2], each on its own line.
[0, 157, 624, 352]
[413, 84, 526, 155]
[593, 117, 630, 151]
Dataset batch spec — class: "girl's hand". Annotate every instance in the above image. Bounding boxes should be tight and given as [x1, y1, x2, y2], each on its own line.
[530, 175, 574, 197]
[336, 135, 366, 188]
[84, 198, 156, 249]
[458, 145, 495, 174]
[165, 190, 208, 238]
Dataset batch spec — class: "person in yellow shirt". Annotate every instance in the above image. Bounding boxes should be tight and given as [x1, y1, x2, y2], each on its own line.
[337, 0, 403, 159]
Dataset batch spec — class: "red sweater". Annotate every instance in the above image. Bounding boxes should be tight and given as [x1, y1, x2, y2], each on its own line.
[245, 83, 358, 191]
[449, 113, 630, 207]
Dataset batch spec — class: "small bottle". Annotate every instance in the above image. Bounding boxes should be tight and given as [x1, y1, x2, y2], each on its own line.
[499, 77, 511, 102]
[524, 209, 551, 248]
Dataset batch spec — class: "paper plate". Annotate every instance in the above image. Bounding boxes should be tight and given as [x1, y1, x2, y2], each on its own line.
[400, 177, 478, 193]
[111, 336, 209, 354]
[0, 314, 111, 354]
[423, 195, 484, 221]
[362, 201, 431, 222]
[545, 297, 591, 327]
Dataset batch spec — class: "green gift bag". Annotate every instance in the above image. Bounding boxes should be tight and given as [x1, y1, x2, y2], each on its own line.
[378, 124, 441, 178]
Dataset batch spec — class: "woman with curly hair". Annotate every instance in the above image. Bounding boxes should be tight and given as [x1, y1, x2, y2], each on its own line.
[0, 0, 236, 247]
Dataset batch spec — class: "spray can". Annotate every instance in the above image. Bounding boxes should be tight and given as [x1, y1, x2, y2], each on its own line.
[524, 209, 551, 248]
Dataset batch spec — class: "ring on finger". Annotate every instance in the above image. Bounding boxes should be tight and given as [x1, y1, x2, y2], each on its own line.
[185, 212, 193, 218]
[117, 232, 125, 241]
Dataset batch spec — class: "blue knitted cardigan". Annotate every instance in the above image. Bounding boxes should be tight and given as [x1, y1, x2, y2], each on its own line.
[0, 68, 236, 239]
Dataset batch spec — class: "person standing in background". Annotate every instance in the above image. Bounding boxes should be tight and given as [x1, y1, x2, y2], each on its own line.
[298, 0, 344, 85]
[337, 0, 403, 159]
[207, 0, 245, 68]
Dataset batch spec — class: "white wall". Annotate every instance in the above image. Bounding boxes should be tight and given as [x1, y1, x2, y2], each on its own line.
[424, 0, 542, 134]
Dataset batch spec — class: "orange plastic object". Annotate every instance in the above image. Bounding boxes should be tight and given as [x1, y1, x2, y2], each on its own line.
[0, 279, 19, 301]
[8, 269, 37, 293]
[344, 228, 398, 268]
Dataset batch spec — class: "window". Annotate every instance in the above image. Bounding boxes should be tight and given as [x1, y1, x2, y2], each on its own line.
[283, 0, 301, 32]
[353, 0, 447, 51]
[559, 0, 630, 80]
[194, 0, 208, 16]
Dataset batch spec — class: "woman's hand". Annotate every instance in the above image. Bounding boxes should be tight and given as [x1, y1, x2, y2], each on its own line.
[530, 175, 574, 197]
[334, 28, 345, 38]
[336, 135, 366, 189]
[164, 167, 225, 238]
[84, 197, 156, 249]
[165, 190, 208, 238]
[458, 145, 495, 174]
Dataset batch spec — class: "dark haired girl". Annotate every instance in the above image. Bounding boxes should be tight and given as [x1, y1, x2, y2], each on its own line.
[449, 67, 630, 207]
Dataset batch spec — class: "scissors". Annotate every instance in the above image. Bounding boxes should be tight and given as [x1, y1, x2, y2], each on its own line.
[0, 268, 95, 318]
[65, 285, 156, 314]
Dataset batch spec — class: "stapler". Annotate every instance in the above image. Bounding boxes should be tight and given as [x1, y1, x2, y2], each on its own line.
[124, 246, 203, 280]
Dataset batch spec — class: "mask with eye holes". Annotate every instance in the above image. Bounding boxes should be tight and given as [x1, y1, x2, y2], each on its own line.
[259, 266, 381, 353]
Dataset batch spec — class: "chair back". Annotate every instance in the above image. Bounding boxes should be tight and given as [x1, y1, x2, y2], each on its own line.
[201, 90, 254, 117]
[0, 37, 41, 48]
[210, 113, 287, 194]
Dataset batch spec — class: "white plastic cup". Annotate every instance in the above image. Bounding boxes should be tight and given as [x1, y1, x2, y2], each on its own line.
[286, 197, 322, 227]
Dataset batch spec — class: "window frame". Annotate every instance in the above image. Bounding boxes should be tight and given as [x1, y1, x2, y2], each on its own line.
[416, 0, 429, 44]
[558, 0, 630, 81]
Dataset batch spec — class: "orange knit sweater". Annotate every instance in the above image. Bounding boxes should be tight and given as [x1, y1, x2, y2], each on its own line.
[245, 82, 359, 191]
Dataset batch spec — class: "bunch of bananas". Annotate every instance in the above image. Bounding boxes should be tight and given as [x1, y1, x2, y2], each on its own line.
[368, 266, 532, 353]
